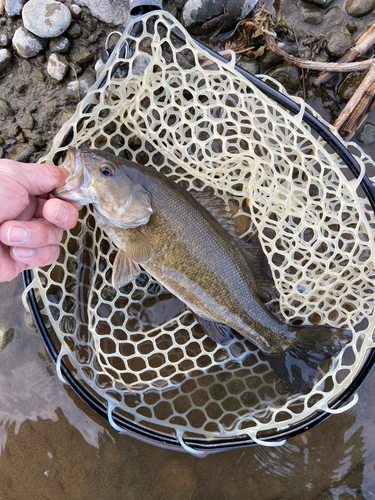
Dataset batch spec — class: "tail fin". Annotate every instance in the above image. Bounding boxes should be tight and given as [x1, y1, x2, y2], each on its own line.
[263, 326, 352, 395]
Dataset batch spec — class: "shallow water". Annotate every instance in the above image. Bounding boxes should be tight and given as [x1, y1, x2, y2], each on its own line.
[1, 277, 375, 499]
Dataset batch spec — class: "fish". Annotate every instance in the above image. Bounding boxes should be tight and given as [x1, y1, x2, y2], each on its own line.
[53, 148, 351, 394]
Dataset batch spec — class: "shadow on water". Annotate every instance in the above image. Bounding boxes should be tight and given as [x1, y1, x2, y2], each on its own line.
[0, 278, 375, 499]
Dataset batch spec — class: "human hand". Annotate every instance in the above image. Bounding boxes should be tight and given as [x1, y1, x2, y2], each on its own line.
[0, 159, 80, 283]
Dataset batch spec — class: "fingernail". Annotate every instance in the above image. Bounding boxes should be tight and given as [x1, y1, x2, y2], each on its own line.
[54, 202, 68, 222]
[13, 247, 35, 259]
[7, 225, 29, 244]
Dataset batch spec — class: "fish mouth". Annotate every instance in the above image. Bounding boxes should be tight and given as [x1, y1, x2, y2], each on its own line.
[52, 148, 88, 202]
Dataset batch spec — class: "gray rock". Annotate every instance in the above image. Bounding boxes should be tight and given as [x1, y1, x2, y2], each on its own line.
[0, 328, 14, 350]
[69, 4, 82, 18]
[22, 0, 72, 38]
[66, 22, 82, 39]
[0, 147, 4, 159]
[301, 5, 323, 24]
[70, 43, 95, 67]
[64, 69, 96, 102]
[47, 52, 69, 81]
[358, 123, 375, 145]
[182, 0, 258, 34]
[56, 107, 76, 127]
[345, 0, 375, 17]
[0, 48, 13, 76]
[14, 78, 28, 93]
[238, 56, 260, 75]
[49, 35, 70, 54]
[261, 42, 299, 71]
[0, 34, 10, 48]
[0, 97, 14, 117]
[4, 0, 27, 17]
[338, 71, 366, 101]
[7, 144, 37, 161]
[21, 112, 35, 130]
[266, 63, 300, 94]
[12, 26, 46, 58]
[325, 31, 354, 58]
[302, 0, 334, 7]
[73, 0, 130, 25]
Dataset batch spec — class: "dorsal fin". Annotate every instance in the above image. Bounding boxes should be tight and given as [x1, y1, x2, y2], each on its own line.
[192, 191, 239, 237]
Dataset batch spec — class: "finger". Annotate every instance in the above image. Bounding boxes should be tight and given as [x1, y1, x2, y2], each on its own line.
[15, 195, 38, 222]
[0, 243, 23, 282]
[11, 245, 60, 268]
[0, 219, 63, 248]
[0, 160, 69, 196]
[42, 198, 80, 230]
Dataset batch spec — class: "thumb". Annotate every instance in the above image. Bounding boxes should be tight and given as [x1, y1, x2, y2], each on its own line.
[18, 162, 69, 195]
[0, 160, 68, 196]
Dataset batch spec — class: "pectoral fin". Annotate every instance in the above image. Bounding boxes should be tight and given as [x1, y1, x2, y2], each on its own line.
[106, 226, 153, 263]
[193, 313, 234, 344]
[113, 250, 141, 289]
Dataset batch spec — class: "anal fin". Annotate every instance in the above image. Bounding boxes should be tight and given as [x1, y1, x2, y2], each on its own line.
[193, 313, 234, 344]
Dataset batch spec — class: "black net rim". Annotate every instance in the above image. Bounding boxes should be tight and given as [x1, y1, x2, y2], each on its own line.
[23, 54, 375, 455]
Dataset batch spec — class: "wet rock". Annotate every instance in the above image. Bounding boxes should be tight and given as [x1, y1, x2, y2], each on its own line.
[346, 20, 358, 33]
[12, 27, 46, 58]
[345, 0, 375, 17]
[303, 0, 334, 7]
[21, 112, 35, 130]
[7, 144, 37, 161]
[0, 97, 14, 117]
[0, 34, 10, 48]
[260, 42, 299, 71]
[49, 35, 70, 54]
[23, 131, 46, 148]
[47, 53, 69, 81]
[66, 22, 82, 39]
[338, 71, 366, 101]
[325, 31, 354, 58]
[64, 69, 96, 102]
[70, 43, 95, 67]
[238, 56, 260, 75]
[358, 122, 375, 145]
[73, 0, 130, 25]
[0, 137, 4, 146]
[301, 5, 323, 24]
[182, 0, 258, 34]
[36, 105, 59, 130]
[22, 0, 72, 38]
[266, 62, 300, 94]
[4, 0, 27, 17]
[0, 48, 13, 76]
[0, 328, 14, 350]
[0, 147, 4, 158]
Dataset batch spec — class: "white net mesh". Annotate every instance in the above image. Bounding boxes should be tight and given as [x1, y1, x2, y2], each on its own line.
[28, 10, 375, 450]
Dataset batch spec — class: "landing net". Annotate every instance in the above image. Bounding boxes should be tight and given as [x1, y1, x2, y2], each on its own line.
[26, 10, 375, 452]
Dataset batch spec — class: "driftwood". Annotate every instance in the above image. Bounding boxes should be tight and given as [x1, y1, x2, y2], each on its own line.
[313, 22, 375, 86]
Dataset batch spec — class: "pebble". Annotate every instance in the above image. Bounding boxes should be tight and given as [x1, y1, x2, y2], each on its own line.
[345, 0, 375, 17]
[73, 0, 130, 25]
[4, 0, 27, 17]
[0, 328, 14, 350]
[303, 0, 334, 7]
[64, 69, 96, 102]
[66, 22, 82, 39]
[47, 53, 69, 81]
[22, 0, 72, 38]
[301, 5, 323, 24]
[0, 97, 14, 117]
[261, 42, 299, 71]
[12, 26, 46, 58]
[0, 48, 13, 76]
[14, 78, 28, 93]
[238, 56, 260, 75]
[7, 144, 37, 161]
[0, 34, 10, 48]
[69, 4, 82, 18]
[49, 36, 70, 54]
[325, 31, 354, 58]
[182, 0, 258, 34]
[56, 107, 76, 127]
[21, 112, 35, 130]
[358, 122, 375, 145]
[266, 62, 300, 94]
[0, 147, 4, 159]
[70, 43, 95, 67]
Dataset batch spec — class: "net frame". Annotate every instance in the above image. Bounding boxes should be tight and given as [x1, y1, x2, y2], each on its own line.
[22, 10, 375, 455]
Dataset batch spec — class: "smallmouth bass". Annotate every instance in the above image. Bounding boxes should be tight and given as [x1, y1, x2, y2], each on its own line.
[54, 148, 351, 394]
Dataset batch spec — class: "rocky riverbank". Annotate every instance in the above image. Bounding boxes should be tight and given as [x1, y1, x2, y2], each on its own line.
[1, 0, 375, 163]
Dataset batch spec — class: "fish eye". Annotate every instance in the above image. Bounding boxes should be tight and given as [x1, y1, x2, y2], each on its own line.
[100, 163, 114, 177]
